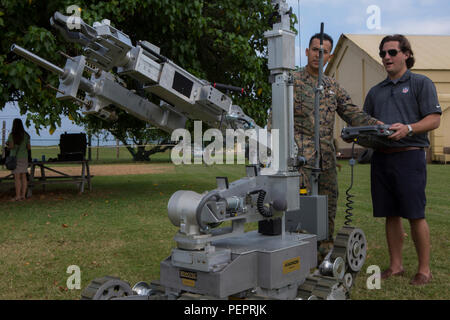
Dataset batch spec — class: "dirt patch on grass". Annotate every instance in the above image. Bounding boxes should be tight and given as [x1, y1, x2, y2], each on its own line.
[82, 163, 174, 177]
[1, 163, 175, 178]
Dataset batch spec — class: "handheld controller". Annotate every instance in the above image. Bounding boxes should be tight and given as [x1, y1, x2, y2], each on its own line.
[341, 124, 394, 141]
[341, 124, 396, 150]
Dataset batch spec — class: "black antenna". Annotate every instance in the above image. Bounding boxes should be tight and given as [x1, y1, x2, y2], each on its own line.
[320, 22, 324, 45]
[311, 22, 325, 196]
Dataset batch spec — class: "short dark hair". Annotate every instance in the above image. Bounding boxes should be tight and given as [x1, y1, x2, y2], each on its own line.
[309, 33, 334, 50]
[379, 34, 415, 69]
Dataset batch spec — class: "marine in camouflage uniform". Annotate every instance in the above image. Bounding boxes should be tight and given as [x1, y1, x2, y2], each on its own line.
[268, 66, 378, 242]
[292, 66, 378, 242]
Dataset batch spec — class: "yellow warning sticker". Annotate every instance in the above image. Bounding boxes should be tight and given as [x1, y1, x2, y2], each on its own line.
[181, 278, 196, 287]
[283, 257, 300, 274]
[180, 270, 197, 287]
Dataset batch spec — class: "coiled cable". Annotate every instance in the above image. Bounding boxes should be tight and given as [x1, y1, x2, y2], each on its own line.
[344, 141, 356, 226]
[248, 189, 273, 218]
[256, 190, 273, 218]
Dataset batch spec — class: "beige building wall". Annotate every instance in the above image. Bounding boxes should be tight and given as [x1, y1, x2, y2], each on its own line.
[326, 36, 385, 155]
[326, 34, 450, 162]
[431, 95, 450, 163]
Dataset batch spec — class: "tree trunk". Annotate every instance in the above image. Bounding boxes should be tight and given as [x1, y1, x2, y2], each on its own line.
[114, 135, 172, 162]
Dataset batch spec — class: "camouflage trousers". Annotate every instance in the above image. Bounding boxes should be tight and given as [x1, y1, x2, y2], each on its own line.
[300, 166, 338, 241]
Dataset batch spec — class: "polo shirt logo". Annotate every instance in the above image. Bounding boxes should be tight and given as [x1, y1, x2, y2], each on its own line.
[402, 87, 409, 94]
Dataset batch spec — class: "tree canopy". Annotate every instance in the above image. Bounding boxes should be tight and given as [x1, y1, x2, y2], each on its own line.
[1, 0, 292, 159]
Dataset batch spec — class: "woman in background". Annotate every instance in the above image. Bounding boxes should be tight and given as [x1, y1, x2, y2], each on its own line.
[6, 118, 31, 201]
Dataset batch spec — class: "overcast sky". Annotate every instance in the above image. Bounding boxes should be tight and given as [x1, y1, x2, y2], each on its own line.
[2, 0, 449, 145]
[289, 0, 450, 66]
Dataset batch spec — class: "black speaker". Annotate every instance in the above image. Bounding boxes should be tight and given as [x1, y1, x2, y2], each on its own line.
[58, 132, 87, 161]
[258, 218, 282, 236]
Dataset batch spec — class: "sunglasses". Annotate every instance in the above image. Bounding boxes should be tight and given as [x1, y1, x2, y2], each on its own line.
[379, 49, 401, 58]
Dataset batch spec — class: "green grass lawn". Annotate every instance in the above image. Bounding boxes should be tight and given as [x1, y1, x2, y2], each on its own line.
[335, 161, 450, 300]
[0, 161, 448, 300]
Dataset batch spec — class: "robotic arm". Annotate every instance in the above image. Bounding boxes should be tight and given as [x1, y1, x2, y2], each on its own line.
[12, 12, 257, 135]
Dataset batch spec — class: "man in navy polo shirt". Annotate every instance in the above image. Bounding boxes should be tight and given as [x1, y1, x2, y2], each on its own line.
[364, 34, 441, 286]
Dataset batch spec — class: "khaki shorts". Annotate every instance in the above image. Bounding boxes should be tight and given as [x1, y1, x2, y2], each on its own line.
[12, 158, 29, 174]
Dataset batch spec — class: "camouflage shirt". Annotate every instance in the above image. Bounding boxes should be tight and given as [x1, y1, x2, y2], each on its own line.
[273, 67, 378, 170]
